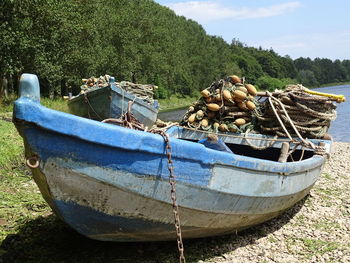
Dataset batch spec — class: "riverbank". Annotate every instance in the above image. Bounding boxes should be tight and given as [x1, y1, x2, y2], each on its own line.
[158, 95, 197, 112]
[0, 112, 349, 262]
[207, 141, 349, 263]
[316, 81, 350, 88]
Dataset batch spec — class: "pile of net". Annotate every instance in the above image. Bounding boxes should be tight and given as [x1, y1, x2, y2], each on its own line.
[79, 75, 157, 105]
[181, 76, 343, 139]
[80, 75, 111, 91]
[117, 81, 157, 105]
[180, 75, 259, 133]
[257, 84, 339, 139]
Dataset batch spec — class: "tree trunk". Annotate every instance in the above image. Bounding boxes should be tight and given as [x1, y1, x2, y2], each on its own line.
[61, 79, 68, 97]
[0, 76, 9, 99]
[13, 74, 19, 95]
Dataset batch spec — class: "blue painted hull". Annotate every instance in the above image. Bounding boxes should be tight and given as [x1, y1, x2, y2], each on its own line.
[13, 74, 331, 241]
[67, 84, 158, 128]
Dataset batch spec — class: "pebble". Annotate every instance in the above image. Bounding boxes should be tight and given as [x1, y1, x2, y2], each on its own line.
[198, 142, 350, 263]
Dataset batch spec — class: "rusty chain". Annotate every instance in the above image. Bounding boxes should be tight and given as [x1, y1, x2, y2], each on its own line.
[103, 101, 186, 263]
[154, 130, 186, 263]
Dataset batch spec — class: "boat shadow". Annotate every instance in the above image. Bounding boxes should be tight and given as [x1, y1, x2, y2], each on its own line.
[0, 195, 308, 263]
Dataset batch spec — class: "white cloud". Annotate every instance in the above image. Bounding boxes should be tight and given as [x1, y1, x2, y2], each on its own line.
[166, 1, 301, 23]
[252, 30, 350, 59]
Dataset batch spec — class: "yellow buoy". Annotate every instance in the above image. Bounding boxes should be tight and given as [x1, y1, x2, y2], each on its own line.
[207, 103, 221, 111]
[229, 75, 241, 84]
[233, 90, 246, 101]
[201, 118, 209, 128]
[237, 86, 248, 94]
[188, 113, 196, 123]
[245, 84, 257, 96]
[234, 118, 246, 126]
[188, 106, 195, 113]
[201, 89, 211, 98]
[223, 90, 233, 101]
[246, 100, 256, 110]
[196, 110, 204, 120]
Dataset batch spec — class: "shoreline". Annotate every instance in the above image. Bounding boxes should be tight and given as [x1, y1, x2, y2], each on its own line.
[211, 141, 350, 263]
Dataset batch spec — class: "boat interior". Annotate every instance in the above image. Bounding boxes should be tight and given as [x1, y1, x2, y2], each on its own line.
[166, 126, 324, 162]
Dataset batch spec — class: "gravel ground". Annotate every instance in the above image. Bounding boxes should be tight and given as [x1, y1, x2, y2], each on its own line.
[201, 142, 350, 263]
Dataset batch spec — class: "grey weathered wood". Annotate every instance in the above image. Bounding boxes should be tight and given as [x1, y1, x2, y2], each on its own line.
[278, 142, 290, 162]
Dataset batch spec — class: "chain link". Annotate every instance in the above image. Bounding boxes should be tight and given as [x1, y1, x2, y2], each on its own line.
[100, 102, 186, 262]
[156, 131, 186, 263]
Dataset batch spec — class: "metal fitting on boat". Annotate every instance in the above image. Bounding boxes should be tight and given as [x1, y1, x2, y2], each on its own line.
[26, 155, 40, 169]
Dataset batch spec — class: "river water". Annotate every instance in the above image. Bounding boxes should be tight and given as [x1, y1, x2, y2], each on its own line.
[158, 84, 350, 142]
[313, 85, 350, 142]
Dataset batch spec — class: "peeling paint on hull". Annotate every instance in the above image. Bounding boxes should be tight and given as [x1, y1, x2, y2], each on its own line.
[27, 154, 315, 241]
[43, 158, 313, 241]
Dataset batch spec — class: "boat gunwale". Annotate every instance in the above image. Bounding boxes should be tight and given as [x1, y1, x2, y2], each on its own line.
[14, 97, 327, 175]
[67, 83, 158, 113]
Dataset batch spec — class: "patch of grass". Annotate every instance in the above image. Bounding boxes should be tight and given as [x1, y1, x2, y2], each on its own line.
[1, 95, 68, 114]
[0, 120, 49, 243]
[158, 94, 198, 111]
[316, 186, 342, 200]
[322, 173, 335, 181]
[41, 98, 69, 113]
[301, 238, 339, 255]
[0, 120, 24, 170]
[287, 237, 340, 258]
[0, 94, 18, 113]
[268, 236, 277, 243]
[295, 215, 306, 225]
[314, 220, 341, 230]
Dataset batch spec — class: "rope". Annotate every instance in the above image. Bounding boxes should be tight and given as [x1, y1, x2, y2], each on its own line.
[258, 85, 338, 140]
[121, 89, 125, 117]
[83, 93, 104, 121]
[181, 126, 296, 142]
[267, 94, 293, 141]
[243, 128, 277, 150]
[294, 102, 337, 120]
[268, 92, 315, 149]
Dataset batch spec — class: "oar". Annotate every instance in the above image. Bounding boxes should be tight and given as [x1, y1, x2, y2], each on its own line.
[256, 89, 346, 102]
[301, 87, 346, 102]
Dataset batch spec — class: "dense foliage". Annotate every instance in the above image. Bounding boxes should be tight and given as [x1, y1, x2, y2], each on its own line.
[1, 0, 350, 98]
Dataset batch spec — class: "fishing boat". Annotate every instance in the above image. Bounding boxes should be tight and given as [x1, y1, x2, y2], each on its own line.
[67, 76, 158, 128]
[14, 74, 332, 242]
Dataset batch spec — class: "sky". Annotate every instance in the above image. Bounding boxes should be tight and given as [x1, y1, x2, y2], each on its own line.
[154, 0, 350, 60]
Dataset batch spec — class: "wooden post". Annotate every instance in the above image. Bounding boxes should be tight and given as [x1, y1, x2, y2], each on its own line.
[278, 142, 290, 162]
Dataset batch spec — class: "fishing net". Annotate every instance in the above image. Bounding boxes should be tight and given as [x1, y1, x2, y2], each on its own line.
[180, 75, 258, 134]
[257, 84, 337, 139]
[79, 75, 157, 105]
[181, 77, 343, 140]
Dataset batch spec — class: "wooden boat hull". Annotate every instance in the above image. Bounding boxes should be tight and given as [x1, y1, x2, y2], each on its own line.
[36, 158, 315, 241]
[14, 74, 331, 241]
[67, 84, 158, 128]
